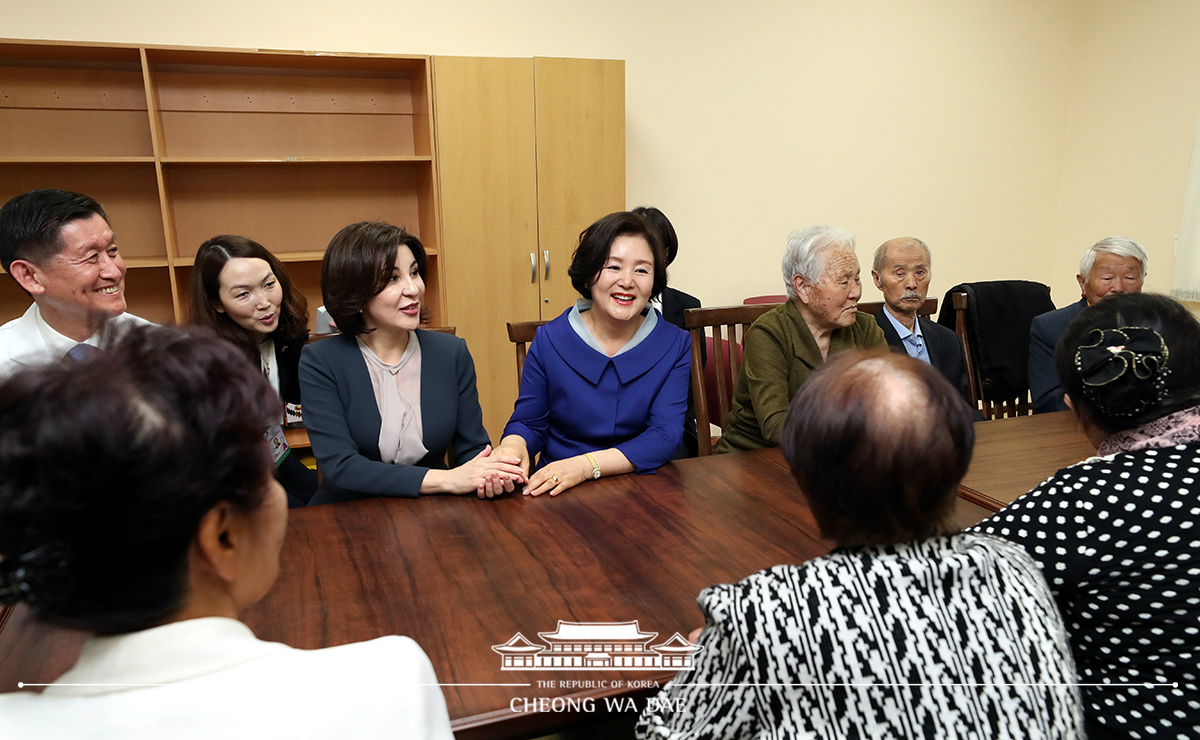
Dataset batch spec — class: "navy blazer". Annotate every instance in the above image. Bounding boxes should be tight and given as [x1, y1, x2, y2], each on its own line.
[1029, 298, 1086, 414]
[660, 286, 704, 457]
[299, 330, 490, 504]
[874, 306, 970, 402]
[503, 307, 692, 473]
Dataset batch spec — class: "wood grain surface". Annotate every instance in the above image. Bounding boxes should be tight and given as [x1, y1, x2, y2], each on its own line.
[0, 447, 998, 739]
[958, 410, 1095, 511]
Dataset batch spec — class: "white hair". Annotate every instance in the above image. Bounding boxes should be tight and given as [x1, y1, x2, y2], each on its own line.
[782, 225, 855, 299]
[1079, 236, 1149, 278]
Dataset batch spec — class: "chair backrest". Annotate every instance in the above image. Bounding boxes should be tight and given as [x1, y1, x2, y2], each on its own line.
[856, 298, 938, 318]
[684, 304, 777, 455]
[948, 282, 1053, 419]
[506, 320, 547, 387]
[742, 297, 939, 318]
[743, 294, 787, 305]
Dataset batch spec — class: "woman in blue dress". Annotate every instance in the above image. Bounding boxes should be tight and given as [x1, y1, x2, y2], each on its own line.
[495, 211, 692, 497]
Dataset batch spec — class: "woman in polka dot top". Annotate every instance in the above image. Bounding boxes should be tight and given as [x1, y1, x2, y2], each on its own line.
[975, 293, 1200, 739]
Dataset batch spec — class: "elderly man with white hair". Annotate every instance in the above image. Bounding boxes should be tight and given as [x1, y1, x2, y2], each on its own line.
[1028, 236, 1148, 413]
[717, 225, 886, 452]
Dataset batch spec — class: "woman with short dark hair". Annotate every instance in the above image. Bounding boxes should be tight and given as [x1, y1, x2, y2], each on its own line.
[0, 326, 453, 739]
[494, 211, 692, 497]
[976, 293, 1200, 738]
[189, 234, 317, 506]
[633, 205, 705, 457]
[639, 350, 1083, 739]
[299, 222, 524, 505]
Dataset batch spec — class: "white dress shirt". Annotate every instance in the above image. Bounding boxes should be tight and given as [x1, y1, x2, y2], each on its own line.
[0, 303, 151, 377]
[880, 305, 932, 364]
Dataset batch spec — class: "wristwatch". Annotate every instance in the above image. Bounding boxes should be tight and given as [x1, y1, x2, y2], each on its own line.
[585, 452, 601, 479]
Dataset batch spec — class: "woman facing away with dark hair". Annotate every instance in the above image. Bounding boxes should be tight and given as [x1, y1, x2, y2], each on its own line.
[975, 293, 1200, 739]
[639, 350, 1083, 739]
[189, 234, 317, 506]
[0, 325, 453, 739]
[299, 221, 524, 505]
[493, 210, 692, 497]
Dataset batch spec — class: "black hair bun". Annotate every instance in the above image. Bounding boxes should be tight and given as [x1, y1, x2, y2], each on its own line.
[1075, 327, 1169, 418]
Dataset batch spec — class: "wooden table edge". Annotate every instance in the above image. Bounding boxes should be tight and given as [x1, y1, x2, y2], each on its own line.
[956, 485, 1004, 514]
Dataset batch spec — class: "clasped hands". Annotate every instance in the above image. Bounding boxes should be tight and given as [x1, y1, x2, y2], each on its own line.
[450, 445, 527, 499]
[490, 436, 593, 498]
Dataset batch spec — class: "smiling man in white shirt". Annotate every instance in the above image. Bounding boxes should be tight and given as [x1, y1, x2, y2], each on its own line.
[0, 189, 150, 375]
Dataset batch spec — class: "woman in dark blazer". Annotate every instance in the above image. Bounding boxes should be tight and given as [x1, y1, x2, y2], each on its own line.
[634, 206, 705, 457]
[189, 234, 317, 506]
[300, 222, 524, 505]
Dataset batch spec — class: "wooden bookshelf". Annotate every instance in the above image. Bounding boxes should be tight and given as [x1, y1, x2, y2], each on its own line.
[0, 40, 443, 330]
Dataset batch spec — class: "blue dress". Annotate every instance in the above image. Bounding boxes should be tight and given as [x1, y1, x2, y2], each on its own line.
[502, 306, 691, 473]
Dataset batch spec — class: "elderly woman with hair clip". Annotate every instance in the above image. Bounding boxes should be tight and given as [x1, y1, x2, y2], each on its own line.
[0, 326, 454, 739]
[189, 234, 317, 506]
[976, 293, 1200, 739]
[638, 350, 1083, 739]
[494, 210, 692, 497]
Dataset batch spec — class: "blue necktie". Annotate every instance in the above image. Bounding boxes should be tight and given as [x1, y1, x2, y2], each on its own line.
[66, 343, 99, 362]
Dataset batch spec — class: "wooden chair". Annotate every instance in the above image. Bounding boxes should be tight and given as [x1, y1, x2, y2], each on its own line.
[507, 320, 548, 386]
[684, 304, 777, 455]
[952, 291, 1029, 419]
[743, 294, 787, 305]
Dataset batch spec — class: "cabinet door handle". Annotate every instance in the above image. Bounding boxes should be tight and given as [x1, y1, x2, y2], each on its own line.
[544, 250, 551, 280]
[530, 253, 537, 283]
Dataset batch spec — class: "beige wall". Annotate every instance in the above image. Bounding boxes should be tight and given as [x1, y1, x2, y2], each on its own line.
[1051, 0, 1200, 304]
[6, 0, 1200, 312]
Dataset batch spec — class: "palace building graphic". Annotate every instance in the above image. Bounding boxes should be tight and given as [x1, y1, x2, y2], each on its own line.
[491, 620, 703, 671]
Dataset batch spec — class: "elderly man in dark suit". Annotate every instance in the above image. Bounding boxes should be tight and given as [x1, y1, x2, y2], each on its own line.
[1028, 236, 1148, 413]
[871, 237, 970, 401]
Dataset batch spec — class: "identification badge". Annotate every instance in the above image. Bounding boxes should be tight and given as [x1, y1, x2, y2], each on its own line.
[266, 424, 291, 468]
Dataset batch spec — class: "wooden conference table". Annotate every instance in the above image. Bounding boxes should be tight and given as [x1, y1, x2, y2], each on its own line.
[0, 412, 1091, 739]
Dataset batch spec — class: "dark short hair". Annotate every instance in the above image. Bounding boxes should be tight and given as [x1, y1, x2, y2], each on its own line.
[780, 350, 976, 546]
[189, 235, 310, 362]
[0, 325, 280, 634]
[0, 189, 108, 273]
[632, 206, 679, 265]
[567, 211, 667, 302]
[321, 222, 428, 337]
[1055, 293, 1200, 434]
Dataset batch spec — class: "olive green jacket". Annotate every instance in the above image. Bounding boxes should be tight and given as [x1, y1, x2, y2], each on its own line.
[716, 300, 886, 452]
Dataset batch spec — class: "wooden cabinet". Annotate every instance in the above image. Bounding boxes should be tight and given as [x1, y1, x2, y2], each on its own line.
[0, 40, 445, 329]
[434, 56, 625, 439]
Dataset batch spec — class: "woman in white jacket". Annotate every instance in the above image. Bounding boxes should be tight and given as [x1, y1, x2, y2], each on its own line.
[0, 325, 454, 740]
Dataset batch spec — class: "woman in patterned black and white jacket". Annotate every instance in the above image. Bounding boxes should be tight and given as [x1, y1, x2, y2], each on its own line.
[638, 350, 1084, 740]
[976, 293, 1200, 740]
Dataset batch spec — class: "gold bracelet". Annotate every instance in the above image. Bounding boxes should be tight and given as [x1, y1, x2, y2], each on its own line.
[584, 452, 601, 480]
